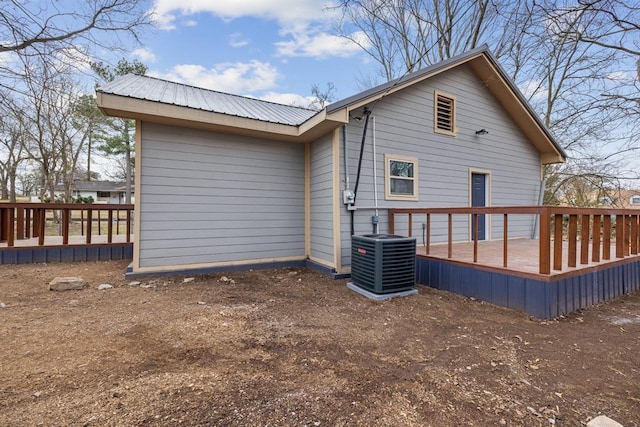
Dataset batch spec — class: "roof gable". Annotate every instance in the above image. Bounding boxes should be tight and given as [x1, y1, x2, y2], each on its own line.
[96, 46, 565, 163]
[325, 45, 566, 164]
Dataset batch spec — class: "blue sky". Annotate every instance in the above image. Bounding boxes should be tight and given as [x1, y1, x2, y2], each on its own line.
[127, 0, 372, 108]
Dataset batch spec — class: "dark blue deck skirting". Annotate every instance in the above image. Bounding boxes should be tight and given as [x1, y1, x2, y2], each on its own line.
[0, 244, 133, 264]
[416, 256, 640, 319]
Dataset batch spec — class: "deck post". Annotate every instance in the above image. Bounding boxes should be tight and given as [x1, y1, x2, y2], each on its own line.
[616, 214, 624, 258]
[37, 209, 45, 246]
[580, 214, 589, 265]
[425, 214, 430, 254]
[592, 215, 601, 262]
[568, 215, 577, 268]
[16, 207, 25, 240]
[473, 213, 478, 263]
[62, 209, 70, 245]
[6, 208, 15, 247]
[126, 209, 132, 243]
[25, 209, 31, 239]
[554, 214, 564, 270]
[389, 210, 395, 234]
[86, 209, 93, 244]
[408, 213, 413, 237]
[630, 214, 638, 255]
[0, 208, 7, 242]
[539, 207, 551, 275]
[503, 213, 508, 268]
[624, 215, 631, 256]
[108, 210, 113, 243]
[447, 213, 452, 259]
[603, 215, 611, 260]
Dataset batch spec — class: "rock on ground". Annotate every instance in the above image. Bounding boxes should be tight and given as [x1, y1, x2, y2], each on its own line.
[49, 277, 87, 291]
[587, 415, 623, 427]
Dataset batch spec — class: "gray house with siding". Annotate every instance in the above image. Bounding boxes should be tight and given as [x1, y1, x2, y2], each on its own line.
[96, 46, 565, 277]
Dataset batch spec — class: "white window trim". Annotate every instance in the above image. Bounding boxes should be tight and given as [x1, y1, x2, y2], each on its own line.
[384, 153, 419, 201]
[434, 90, 456, 136]
[630, 195, 640, 205]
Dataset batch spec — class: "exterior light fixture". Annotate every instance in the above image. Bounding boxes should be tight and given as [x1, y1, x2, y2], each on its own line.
[475, 129, 489, 135]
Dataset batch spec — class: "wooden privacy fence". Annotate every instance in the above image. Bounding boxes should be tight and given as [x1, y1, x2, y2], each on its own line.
[0, 203, 134, 247]
[389, 206, 640, 275]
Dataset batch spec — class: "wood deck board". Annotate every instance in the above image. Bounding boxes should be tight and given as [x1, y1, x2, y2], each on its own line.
[417, 238, 629, 276]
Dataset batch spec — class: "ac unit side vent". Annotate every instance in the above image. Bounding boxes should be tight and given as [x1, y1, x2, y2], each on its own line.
[351, 234, 416, 294]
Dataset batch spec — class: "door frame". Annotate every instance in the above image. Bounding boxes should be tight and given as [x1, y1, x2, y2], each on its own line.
[468, 168, 491, 241]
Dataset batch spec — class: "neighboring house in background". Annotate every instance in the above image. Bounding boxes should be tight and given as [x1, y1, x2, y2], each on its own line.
[53, 180, 134, 204]
[96, 45, 566, 277]
[604, 190, 640, 209]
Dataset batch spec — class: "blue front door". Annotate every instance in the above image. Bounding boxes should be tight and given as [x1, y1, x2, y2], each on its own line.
[471, 173, 486, 240]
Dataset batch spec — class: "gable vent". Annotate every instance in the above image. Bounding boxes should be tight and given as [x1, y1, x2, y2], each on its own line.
[435, 92, 455, 134]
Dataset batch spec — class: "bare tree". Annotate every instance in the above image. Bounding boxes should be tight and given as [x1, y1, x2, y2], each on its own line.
[0, 94, 27, 201]
[0, 0, 151, 92]
[335, 0, 640, 205]
[309, 82, 337, 110]
[335, 0, 501, 81]
[15, 58, 91, 202]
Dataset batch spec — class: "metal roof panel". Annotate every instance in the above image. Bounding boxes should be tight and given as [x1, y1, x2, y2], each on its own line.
[97, 74, 318, 126]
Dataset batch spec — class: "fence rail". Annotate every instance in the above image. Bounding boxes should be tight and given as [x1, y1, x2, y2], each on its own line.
[389, 206, 640, 275]
[0, 203, 134, 247]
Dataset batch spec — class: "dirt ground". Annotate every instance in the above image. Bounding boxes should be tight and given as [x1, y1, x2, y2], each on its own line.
[1, 261, 639, 426]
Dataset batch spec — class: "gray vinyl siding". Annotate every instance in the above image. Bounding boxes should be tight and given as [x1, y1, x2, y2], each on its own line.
[309, 133, 334, 264]
[139, 122, 305, 268]
[340, 64, 541, 267]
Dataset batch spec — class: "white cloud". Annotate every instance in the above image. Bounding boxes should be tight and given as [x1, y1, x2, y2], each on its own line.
[151, 60, 280, 93]
[259, 92, 315, 108]
[518, 79, 547, 101]
[184, 19, 198, 27]
[607, 70, 635, 82]
[275, 27, 367, 58]
[151, 0, 337, 30]
[131, 48, 157, 63]
[229, 32, 249, 48]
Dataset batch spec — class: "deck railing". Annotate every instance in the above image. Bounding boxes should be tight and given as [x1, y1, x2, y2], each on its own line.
[0, 203, 134, 247]
[389, 206, 640, 275]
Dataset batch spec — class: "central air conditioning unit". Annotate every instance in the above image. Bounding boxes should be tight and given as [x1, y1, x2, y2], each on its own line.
[350, 234, 416, 294]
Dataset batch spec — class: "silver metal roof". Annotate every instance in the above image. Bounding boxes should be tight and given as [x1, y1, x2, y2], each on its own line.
[97, 74, 319, 126]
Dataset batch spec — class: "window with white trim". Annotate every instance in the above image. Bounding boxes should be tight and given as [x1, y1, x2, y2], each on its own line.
[434, 90, 456, 136]
[630, 195, 640, 205]
[385, 154, 418, 201]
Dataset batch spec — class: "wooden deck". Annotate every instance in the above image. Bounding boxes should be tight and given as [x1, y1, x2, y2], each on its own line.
[0, 203, 134, 264]
[417, 238, 628, 278]
[391, 206, 640, 318]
